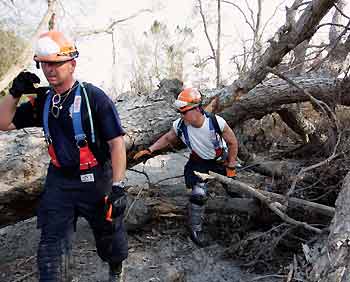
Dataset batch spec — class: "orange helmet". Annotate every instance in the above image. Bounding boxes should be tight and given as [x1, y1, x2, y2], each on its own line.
[33, 31, 79, 63]
[174, 88, 202, 112]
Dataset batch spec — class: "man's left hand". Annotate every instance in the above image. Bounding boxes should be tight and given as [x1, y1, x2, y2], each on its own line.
[105, 185, 127, 219]
[226, 166, 237, 178]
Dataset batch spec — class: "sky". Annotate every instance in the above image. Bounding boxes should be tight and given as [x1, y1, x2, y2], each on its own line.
[1, 0, 344, 94]
[68, 0, 293, 92]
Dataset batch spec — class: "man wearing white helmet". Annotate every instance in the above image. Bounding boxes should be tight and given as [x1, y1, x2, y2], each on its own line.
[134, 87, 238, 247]
[0, 30, 128, 282]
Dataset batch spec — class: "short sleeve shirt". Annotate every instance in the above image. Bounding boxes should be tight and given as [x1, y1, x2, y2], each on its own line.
[12, 82, 124, 169]
[173, 114, 227, 160]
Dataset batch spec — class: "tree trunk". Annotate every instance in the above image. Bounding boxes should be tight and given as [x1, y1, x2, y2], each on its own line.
[277, 106, 319, 144]
[220, 0, 338, 106]
[0, 76, 346, 226]
[309, 172, 350, 281]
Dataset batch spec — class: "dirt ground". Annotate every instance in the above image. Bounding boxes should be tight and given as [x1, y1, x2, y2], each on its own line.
[0, 214, 286, 282]
[0, 152, 289, 282]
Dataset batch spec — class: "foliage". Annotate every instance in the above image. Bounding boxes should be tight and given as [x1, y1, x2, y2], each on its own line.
[0, 28, 26, 79]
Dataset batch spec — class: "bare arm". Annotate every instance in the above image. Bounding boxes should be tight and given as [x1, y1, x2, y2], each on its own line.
[222, 123, 238, 167]
[108, 135, 126, 182]
[149, 128, 178, 153]
[0, 95, 19, 131]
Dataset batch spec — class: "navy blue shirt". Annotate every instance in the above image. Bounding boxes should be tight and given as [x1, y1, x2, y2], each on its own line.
[13, 82, 124, 169]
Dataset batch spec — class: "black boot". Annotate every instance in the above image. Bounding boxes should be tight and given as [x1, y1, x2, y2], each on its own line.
[188, 203, 208, 247]
[109, 262, 124, 282]
[189, 229, 209, 248]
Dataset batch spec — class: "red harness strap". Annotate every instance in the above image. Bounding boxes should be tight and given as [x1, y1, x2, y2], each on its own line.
[79, 145, 98, 170]
[47, 143, 61, 167]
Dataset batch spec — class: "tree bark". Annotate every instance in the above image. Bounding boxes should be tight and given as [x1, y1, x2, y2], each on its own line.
[309, 172, 350, 281]
[216, 0, 339, 108]
[0, 76, 346, 227]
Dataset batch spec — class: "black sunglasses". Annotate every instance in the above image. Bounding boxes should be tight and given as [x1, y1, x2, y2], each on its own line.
[176, 107, 195, 114]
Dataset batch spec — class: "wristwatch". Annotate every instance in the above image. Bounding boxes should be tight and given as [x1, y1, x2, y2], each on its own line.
[112, 180, 126, 190]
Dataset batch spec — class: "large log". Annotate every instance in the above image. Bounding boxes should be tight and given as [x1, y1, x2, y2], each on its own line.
[0, 76, 347, 227]
[225, 0, 339, 102]
[309, 172, 350, 281]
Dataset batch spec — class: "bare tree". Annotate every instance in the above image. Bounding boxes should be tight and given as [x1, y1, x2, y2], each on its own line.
[197, 0, 222, 87]
[76, 8, 153, 96]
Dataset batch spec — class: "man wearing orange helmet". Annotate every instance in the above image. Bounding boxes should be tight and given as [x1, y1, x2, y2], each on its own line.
[134, 87, 238, 247]
[0, 31, 127, 281]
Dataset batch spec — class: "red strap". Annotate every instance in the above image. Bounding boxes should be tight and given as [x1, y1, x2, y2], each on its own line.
[79, 145, 98, 170]
[48, 144, 61, 167]
[47, 144, 98, 170]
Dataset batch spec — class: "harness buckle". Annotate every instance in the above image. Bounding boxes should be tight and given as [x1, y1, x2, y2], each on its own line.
[45, 135, 52, 145]
[76, 138, 88, 148]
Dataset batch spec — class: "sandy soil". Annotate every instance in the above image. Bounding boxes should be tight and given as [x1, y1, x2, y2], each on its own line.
[0, 215, 284, 282]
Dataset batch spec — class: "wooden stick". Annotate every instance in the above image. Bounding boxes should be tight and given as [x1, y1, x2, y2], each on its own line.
[199, 171, 331, 233]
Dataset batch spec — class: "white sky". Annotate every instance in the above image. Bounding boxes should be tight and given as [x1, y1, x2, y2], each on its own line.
[69, 0, 295, 92]
[1, 0, 346, 94]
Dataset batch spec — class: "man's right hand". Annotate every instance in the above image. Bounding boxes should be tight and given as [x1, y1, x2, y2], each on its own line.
[133, 149, 152, 160]
[9, 72, 41, 98]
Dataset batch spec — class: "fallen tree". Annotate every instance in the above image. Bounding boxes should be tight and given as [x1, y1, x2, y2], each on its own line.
[0, 76, 348, 226]
[309, 172, 350, 281]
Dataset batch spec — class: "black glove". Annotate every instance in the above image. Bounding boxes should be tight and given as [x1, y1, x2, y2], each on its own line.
[105, 185, 127, 219]
[35, 86, 50, 96]
[9, 72, 41, 98]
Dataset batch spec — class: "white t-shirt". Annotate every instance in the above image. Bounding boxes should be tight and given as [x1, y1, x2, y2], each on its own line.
[173, 114, 227, 160]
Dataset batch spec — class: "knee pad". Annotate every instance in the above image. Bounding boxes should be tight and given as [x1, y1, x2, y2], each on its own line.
[37, 240, 72, 282]
[190, 183, 208, 206]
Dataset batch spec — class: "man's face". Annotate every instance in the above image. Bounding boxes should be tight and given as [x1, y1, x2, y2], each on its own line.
[180, 107, 199, 123]
[40, 60, 76, 87]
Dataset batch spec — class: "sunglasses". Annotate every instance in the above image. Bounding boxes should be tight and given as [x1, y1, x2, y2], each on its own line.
[176, 108, 195, 114]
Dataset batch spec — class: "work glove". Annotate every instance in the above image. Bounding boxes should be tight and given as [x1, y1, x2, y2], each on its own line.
[105, 185, 127, 221]
[226, 166, 237, 178]
[9, 72, 41, 98]
[133, 149, 152, 160]
[35, 86, 50, 96]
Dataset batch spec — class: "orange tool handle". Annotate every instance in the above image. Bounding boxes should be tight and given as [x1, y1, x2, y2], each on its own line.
[104, 196, 113, 222]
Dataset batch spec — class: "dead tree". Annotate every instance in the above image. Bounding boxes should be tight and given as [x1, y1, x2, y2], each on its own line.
[309, 172, 350, 281]
[0, 76, 348, 227]
[212, 0, 340, 108]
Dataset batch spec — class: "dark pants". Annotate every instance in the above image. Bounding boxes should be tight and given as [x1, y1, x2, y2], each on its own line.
[184, 157, 226, 188]
[37, 163, 128, 281]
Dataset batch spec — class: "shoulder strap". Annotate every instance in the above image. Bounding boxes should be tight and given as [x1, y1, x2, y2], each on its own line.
[204, 111, 222, 136]
[177, 119, 184, 138]
[177, 118, 192, 149]
[79, 81, 95, 143]
[69, 84, 87, 144]
[43, 89, 54, 140]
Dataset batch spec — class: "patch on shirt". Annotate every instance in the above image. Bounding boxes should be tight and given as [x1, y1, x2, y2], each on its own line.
[73, 96, 82, 113]
[80, 173, 94, 183]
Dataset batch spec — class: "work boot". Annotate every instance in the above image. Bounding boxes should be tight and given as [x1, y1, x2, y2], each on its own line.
[189, 229, 209, 248]
[188, 202, 208, 247]
[109, 262, 124, 282]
